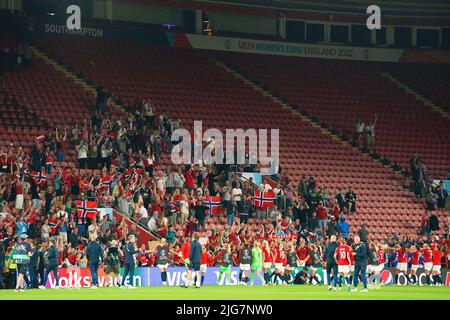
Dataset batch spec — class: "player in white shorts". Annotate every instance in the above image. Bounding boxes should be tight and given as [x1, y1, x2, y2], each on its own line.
[156, 238, 170, 286]
[238, 243, 252, 285]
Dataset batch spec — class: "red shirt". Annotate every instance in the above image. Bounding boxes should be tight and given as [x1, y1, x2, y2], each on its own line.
[423, 248, 433, 263]
[201, 252, 212, 265]
[377, 249, 385, 264]
[411, 251, 420, 265]
[297, 246, 309, 262]
[432, 250, 442, 266]
[275, 248, 287, 264]
[316, 207, 327, 220]
[180, 242, 190, 259]
[349, 248, 355, 265]
[262, 246, 273, 263]
[335, 245, 351, 266]
[184, 171, 195, 188]
[396, 248, 408, 263]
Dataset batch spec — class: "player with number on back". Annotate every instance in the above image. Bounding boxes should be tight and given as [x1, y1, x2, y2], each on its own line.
[239, 242, 252, 286]
[335, 238, 352, 292]
[156, 238, 169, 286]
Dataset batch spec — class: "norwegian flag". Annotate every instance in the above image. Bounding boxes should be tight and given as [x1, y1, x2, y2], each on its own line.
[124, 168, 142, 186]
[100, 175, 113, 189]
[75, 200, 98, 223]
[31, 171, 46, 187]
[203, 195, 222, 215]
[253, 190, 275, 208]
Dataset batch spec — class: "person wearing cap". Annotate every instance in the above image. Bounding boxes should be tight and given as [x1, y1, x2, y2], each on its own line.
[40, 239, 60, 289]
[12, 233, 32, 291]
[105, 239, 123, 287]
[86, 233, 104, 289]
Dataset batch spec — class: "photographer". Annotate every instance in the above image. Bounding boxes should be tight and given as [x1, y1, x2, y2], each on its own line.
[105, 240, 122, 287]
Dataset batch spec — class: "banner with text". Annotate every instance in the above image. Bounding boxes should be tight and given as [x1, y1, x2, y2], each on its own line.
[170, 33, 405, 62]
[43, 266, 449, 288]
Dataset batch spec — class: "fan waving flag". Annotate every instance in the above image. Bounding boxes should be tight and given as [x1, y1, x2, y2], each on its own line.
[125, 168, 143, 186]
[203, 195, 222, 215]
[31, 171, 46, 187]
[254, 190, 275, 208]
[75, 200, 98, 222]
[100, 175, 113, 189]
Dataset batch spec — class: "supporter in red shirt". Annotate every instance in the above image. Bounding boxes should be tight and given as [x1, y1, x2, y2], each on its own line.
[316, 202, 328, 235]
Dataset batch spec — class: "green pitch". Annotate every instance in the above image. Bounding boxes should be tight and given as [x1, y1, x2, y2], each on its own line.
[0, 285, 449, 300]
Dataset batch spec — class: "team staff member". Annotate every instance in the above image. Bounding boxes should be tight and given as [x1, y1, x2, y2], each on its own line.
[29, 240, 40, 289]
[183, 233, 202, 288]
[323, 235, 339, 291]
[40, 239, 60, 289]
[352, 235, 368, 292]
[121, 234, 138, 289]
[86, 233, 104, 289]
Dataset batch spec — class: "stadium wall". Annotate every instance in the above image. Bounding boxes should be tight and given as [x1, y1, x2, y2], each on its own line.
[210, 12, 277, 36]
[0, 0, 22, 10]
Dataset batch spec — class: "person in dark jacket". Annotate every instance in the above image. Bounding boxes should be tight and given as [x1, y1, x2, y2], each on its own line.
[183, 233, 202, 288]
[29, 241, 40, 289]
[38, 243, 46, 287]
[351, 236, 368, 292]
[323, 235, 339, 290]
[121, 234, 138, 288]
[41, 239, 59, 289]
[86, 233, 104, 289]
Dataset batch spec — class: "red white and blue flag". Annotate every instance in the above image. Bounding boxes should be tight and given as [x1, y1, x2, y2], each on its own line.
[75, 200, 98, 222]
[31, 170, 46, 187]
[125, 168, 142, 186]
[253, 190, 275, 208]
[100, 175, 113, 189]
[203, 195, 222, 215]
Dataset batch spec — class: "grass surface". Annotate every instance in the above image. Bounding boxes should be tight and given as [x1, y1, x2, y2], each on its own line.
[0, 285, 449, 300]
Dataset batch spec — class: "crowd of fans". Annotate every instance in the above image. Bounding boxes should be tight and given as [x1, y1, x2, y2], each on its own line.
[0, 92, 448, 290]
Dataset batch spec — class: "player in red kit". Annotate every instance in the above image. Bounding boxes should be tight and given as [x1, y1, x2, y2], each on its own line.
[431, 245, 443, 286]
[199, 246, 213, 286]
[394, 244, 411, 285]
[334, 238, 352, 291]
[271, 242, 287, 285]
[179, 237, 191, 286]
[409, 245, 421, 285]
[261, 240, 273, 285]
[422, 243, 433, 286]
